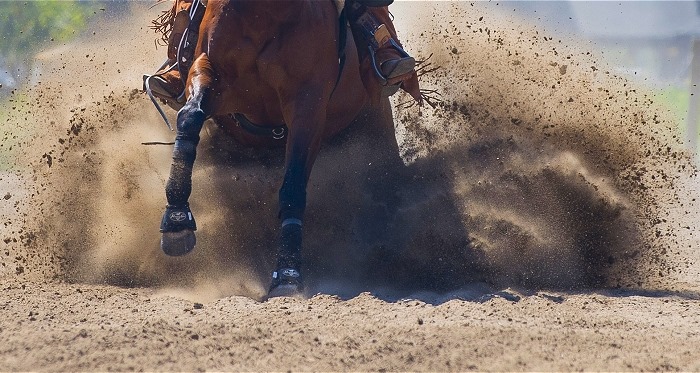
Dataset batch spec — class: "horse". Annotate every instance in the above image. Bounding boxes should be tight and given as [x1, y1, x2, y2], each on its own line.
[153, 0, 419, 297]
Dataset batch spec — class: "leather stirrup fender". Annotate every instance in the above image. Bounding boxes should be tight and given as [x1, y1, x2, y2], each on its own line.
[168, 10, 191, 60]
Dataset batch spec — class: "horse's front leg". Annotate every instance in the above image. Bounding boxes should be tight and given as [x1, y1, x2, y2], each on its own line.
[160, 53, 214, 256]
[268, 88, 329, 298]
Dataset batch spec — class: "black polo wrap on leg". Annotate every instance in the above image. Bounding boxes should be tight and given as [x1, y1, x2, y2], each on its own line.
[275, 153, 306, 285]
[173, 105, 207, 161]
[277, 222, 303, 270]
[277, 172, 305, 272]
[164, 104, 206, 215]
[278, 159, 307, 222]
[270, 219, 304, 291]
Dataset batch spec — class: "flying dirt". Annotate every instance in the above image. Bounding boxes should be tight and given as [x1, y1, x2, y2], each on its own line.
[0, 2, 699, 371]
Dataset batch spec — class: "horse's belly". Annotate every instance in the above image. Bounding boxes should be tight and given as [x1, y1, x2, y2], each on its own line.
[210, 114, 286, 149]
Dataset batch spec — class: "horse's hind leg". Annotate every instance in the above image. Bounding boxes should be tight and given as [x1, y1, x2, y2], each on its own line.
[160, 53, 213, 256]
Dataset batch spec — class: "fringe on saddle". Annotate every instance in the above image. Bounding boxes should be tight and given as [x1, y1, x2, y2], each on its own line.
[150, 0, 178, 46]
[150, 0, 345, 45]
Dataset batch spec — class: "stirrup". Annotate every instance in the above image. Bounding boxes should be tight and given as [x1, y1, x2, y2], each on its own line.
[367, 39, 415, 97]
[143, 60, 186, 130]
[144, 0, 206, 130]
[368, 38, 415, 84]
[350, 3, 416, 91]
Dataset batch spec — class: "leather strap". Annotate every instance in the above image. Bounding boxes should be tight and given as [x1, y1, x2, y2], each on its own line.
[232, 113, 288, 140]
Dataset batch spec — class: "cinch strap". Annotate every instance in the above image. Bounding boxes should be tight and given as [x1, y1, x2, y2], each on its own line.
[232, 113, 288, 140]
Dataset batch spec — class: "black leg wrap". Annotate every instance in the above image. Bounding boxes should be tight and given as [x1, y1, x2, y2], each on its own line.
[277, 223, 302, 269]
[177, 105, 206, 136]
[268, 222, 304, 297]
[278, 163, 307, 221]
[166, 138, 197, 205]
[172, 138, 198, 163]
[164, 105, 206, 209]
[160, 104, 206, 257]
[171, 105, 205, 163]
[270, 266, 303, 290]
[165, 159, 194, 205]
[160, 203, 197, 233]
[271, 157, 306, 297]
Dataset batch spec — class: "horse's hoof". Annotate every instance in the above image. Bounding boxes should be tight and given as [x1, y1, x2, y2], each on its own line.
[267, 283, 304, 299]
[266, 268, 304, 299]
[161, 229, 196, 256]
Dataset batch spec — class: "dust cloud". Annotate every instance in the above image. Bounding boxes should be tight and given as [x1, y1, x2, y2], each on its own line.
[0, 2, 697, 302]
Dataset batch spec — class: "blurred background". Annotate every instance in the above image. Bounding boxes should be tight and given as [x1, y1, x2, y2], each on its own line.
[498, 1, 700, 159]
[1, 1, 699, 155]
[0, 1, 130, 94]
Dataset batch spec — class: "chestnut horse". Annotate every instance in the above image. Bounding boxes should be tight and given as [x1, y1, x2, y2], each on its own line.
[157, 0, 413, 297]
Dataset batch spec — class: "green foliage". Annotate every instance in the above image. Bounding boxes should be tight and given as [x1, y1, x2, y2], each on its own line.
[654, 85, 690, 143]
[0, 1, 103, 61]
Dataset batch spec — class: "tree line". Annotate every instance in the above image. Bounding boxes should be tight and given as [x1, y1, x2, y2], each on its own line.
[0, 1, 130, 63]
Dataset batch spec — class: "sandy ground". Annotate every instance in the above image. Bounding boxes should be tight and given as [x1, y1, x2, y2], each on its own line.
[1, 2, 700, 371]
[1, 280, 699, 371]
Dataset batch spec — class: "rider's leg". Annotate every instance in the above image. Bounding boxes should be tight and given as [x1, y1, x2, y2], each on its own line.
[347, 3, 414, 82]
[347, 2, 421, 101]
[146, 66, 185, 108]
[144, 0, 195, 106]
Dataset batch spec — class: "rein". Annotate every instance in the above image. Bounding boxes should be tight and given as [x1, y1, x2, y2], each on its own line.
[333, 8, 348, 93]
[176, 0, 205, 92]
[144, 59, 178, 130]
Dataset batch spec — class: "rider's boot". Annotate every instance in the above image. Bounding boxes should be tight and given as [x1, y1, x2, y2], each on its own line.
[347, 2, 422, 104]
[145, 63, 185, 111]
[143, 0, 196, 111]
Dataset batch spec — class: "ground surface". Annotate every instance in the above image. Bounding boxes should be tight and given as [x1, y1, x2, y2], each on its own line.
[1, 2, 700, 371]
[1, 280, 699, 371]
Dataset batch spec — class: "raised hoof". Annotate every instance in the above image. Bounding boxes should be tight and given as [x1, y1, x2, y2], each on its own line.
[161, 229, 196, 256]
